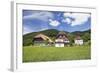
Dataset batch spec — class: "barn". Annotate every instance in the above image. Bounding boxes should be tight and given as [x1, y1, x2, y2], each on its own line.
[33, 34, 53, 46]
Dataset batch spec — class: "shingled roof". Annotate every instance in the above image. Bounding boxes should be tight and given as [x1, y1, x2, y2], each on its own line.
[75, 36, 82, 40]
[56, 31, 69, 41]
[34, 34, 53, 42]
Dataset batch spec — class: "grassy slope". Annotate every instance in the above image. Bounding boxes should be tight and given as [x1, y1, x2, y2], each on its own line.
[23, 45, 91, 62]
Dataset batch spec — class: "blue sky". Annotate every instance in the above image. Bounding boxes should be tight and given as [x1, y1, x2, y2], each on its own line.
[23, 10, 91, 34]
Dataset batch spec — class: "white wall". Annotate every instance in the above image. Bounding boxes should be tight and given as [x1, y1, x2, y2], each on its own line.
[0, 0, 100, 73]
[75, 40, 83, 45]
[55, 43, 64, 47]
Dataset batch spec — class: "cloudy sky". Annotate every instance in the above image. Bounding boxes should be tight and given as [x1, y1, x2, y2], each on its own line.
[23, 10, 91, 34]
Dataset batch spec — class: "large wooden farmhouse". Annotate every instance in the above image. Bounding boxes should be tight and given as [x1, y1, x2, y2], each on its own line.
[33, 34, 53, 46]
[55, 32, 70, 47]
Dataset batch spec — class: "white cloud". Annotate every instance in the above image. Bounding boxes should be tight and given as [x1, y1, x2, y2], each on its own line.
[63, 12, 90, 26]
[49, 19, 60, 27]
[23, 11, 54, 22]
[62, 18, 72, 24]
[23, 26, 33, 35]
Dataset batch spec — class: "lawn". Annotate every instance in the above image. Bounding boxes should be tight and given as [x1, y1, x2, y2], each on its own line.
[23, 45, 91, 62]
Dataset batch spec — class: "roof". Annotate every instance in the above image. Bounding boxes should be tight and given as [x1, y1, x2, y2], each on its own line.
[34, 34, 53, 42]
[58, 31, 67, 35]
[56, 31, 69, 41]
[75, 36, 82, 40]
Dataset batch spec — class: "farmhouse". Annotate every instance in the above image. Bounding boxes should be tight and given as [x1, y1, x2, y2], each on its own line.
[33, 34, 53, 46]
[55, 32, 70, 47]
[74, 35, 83, 45]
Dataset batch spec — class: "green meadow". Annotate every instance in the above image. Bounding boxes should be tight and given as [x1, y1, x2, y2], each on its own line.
[23, 45, 91, 62]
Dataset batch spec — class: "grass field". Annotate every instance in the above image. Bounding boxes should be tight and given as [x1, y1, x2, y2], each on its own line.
[23, 45, 91, 62]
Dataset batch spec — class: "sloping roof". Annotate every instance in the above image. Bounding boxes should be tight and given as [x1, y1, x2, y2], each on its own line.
[75, 36, 82, 40]
[58, 31, 67, 35]
[34, 34, 53, 42]
[56, 31, 69, 41]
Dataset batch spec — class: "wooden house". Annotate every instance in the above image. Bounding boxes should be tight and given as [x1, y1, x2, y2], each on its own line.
[74, 35, 83, 45]
[55, 32, 70, 47]
[33, 34, 53, 46]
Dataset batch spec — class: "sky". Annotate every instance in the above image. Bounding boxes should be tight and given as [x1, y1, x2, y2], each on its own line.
[23, 10, 91, 34]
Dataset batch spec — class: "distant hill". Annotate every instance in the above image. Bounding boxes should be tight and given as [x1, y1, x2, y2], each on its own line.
[23, 29, 91, 46]
[71, 29, 91, 35]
